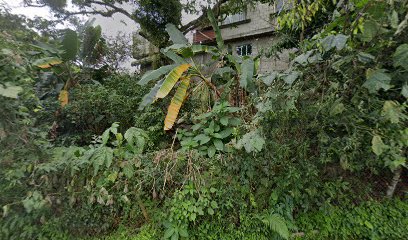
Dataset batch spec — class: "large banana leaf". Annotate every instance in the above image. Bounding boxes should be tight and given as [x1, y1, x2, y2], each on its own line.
[138, 79, 164, 110]
[58, 90, 69, 107]
[240, 58, 255, 92]
[165, 23, 188, 45]
[207, 9, 224, 50]
[156, 64, 191, 99]
[138, 64, 176, 86]
[33, 57, 63, 68]
[61, 29, 79, 61]
[164, 77, 190, 130]
[161, 48, 187, 64]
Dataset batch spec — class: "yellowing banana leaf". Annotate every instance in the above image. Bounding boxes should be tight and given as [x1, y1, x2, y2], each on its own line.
[33, 57, 63, 69]
[58, 90, 69, 107]
[156, 64, 190, 99]
[164, 77, 190, 130]
[138, 79, 164, 110]
[138, 64, 176, 86]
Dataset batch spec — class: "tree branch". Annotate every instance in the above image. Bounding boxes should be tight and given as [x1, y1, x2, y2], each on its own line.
[36, 0, 231, 44]
[180, 0, 229, 34]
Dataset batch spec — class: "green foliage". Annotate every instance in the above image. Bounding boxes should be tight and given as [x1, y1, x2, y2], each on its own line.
[80, 25, 105, 65]
[1, 2, 408, 240]
[177, 101, 240, 157]
[256, 212, 289, 239]
[140, 18, 259, 130]
[58, 75, 167, 147]
[134, 0, 183, 47]
[296, 200, 408, 240]
[61, 29, 79, 61]
[236, 129, 265, 153]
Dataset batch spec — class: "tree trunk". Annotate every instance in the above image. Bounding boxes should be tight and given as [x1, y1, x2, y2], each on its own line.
[386, 167, 402, 198]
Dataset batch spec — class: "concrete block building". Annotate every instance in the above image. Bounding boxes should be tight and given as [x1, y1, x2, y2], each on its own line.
[133, 1, 290, 73]
[193, 1, 291, 73]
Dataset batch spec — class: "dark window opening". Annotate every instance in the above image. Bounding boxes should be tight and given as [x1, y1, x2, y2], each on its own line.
[237, 44, 252, 56]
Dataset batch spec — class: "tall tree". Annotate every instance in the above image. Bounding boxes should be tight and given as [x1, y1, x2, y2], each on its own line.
[22, 0, 261, 47]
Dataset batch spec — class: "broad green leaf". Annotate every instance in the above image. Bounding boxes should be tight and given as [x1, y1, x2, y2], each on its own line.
[164, 77, 190, 130]
[227, 55, 242, 72]
[402, 84, 408, 98]
[236, 130, 265, 153]
[189, 212, 196, 221]
[33, 57, 62, 68]
[220, 116, 229, 126]
[161, 48, 186, 65]
[363, 69, 391, 94]
[124, 127, 147, 153]
[32, 42, 61, 54]
[293, 50, 313, 65]
[123, 164, 134, 178]
[171, 232, 179, 240]
[0, 82, 23, 98]
[138, 65, 176, 85]
[393, 44, 408, 70]
[261, 72, 277, 86]
[81, 25, 102, 62]
[191, 45, 217, 53]
[371, 135, 387, 156]
[395, 13, 408, 35]
[381, 101, 401, 124]
[214, 67, 235, 76]
[330, 101, 345, 116]
[283, 71, 300, 85]
[228, 117, 241, 126]
[390, 10, 399, 29]
[178, 47, 194, 58]
[156, 64, 191, 99]
[207, 207, 214, 215]
[213, 139, 224, 151]
[61, 29, 78, 61]
[107, 171, 118, 182]
[361, 20, 379, 42]
[164, 44, 189, 52]
[194, 134, 211, 145]
[179, 228, 188, 237]
[207, 146, 216, 158]
[240, 58, 254, 90]
[91, 147, 113, 175]
[357, 52, 375, 63]
[321, 34, 348, 51]
[218, 128, 233, 139]
[165, 23, 188, 45]
[138, 79, 164, 110]
[58, 90, 69, 107]
[164, 228, 175, 238]
[207, 9, 224, 50]
[2, 205, 9, 217]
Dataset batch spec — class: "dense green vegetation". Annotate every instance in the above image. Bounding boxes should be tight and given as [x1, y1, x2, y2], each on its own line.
[1, 0, 407, 240]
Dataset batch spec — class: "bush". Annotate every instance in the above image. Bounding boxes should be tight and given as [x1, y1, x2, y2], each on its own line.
[57, 75, 169, 148]
[295, 199, 408, 240]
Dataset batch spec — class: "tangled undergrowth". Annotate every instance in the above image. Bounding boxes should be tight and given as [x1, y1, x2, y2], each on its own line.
[1, 1, 407, 239]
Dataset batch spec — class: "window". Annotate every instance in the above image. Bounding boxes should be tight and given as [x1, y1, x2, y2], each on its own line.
[222, 11, 247, 25]
[236, 44, 252, 56]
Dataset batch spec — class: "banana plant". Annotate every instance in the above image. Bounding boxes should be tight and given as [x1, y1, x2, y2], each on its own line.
[33, 23, 105, 108]
[138, 10, 259, 131]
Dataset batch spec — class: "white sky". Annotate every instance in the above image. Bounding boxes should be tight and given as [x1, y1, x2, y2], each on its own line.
[4, 0, 199, 37]
[3, 0, 200, 71]
[4, 0, 138, 36]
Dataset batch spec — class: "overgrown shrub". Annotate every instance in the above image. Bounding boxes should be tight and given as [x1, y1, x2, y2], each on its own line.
[296, 200, 408, 239]
[57, 75, 169, 148]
